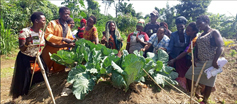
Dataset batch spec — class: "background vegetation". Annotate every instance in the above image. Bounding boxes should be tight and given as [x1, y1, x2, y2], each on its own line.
[0, 0, 236, 55]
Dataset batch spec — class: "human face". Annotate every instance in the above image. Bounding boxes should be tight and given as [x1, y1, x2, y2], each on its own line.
[157, 28, 164, 39]
[196, 19, 207, 31]
[185, 25, 195, 37]
[176, 24, 185, 33]
[37, 15, 46, 29]
[80, 22, 85, 27]
[150, 14, 158, 23]
[87, 17, 94, 27]
[136, 25, 143, 32]
[60, 9, 70, 21]
[109, 22, 115, 32]
[69, 20, 75, 29]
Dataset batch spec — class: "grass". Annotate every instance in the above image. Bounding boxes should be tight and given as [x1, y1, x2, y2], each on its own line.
[1, 67, 14, 78]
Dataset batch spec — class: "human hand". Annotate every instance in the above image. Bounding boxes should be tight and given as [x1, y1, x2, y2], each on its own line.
[25, 37, 33, 45]
[168, 59, 175, 66]
[66, 43, 75, 48]
[212, 61, 219, 69]
[140, 48, 145, 52]
[159, 47, 166, 51]
[62, 38, 73, 44]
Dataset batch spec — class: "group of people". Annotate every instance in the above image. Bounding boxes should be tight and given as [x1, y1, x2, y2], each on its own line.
[11, 7, 224, 104]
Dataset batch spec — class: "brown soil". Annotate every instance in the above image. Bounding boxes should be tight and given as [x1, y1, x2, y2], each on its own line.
[1, 47, 237, 104]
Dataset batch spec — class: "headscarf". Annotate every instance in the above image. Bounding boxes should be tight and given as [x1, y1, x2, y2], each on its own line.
[136, 19, 145, 27]
[105, 21, 122, 50]
[80, 18, 86, 24]
[175, 16, 188, 25]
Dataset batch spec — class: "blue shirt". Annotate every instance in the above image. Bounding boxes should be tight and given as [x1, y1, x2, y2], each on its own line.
[167, 31, 190, 58]
[148, 33, 170, 53]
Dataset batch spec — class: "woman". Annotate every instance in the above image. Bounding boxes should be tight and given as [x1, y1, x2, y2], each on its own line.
[167, 16, 190, 60]
[126, 19, 149, 54]
[101, 21, 123, 50]
[168, 22, 199, 91]
[10, 12, 48, 100]
[160, 22, 172, 38]
[76, 18, 86, 39]
[185, 15, 224, 104]
[140, 26, 170, 53]
[83, 15, 98, 44]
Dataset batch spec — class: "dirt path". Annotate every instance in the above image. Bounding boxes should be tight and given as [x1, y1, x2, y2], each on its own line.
[1, 47, 237, 104]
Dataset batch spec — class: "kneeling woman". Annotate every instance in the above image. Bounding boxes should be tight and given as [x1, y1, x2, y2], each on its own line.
[126, 19, 149, 54]
[10, 12, 48, 100]
[140, 26, 170, 53]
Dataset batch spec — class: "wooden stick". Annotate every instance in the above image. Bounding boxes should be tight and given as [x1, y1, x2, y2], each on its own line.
[192, 61, 207, 97]
[30, 25, 46, 87]
[161, 77, 199, 103]
[190, 41, 195, 104]
[142, 69, 179, 103]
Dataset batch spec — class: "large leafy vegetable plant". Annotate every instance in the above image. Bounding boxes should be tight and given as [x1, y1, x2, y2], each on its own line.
[50, 39, 178, 100]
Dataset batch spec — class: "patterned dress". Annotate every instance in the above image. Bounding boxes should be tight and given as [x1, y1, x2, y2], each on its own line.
[185, 30, 218, 87]
[83, 26, 98, 43]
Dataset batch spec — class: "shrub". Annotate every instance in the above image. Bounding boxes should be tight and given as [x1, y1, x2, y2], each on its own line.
[230, 49, 237, 57]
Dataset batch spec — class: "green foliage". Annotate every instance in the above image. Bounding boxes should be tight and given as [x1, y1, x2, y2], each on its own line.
[116, 14, 138, 35]
[223, 40, 235, 47]
[0, 17, 18, 55]
[175, 0, 211, 21]
[230, 50, 237, 57]
[51, 41, 178, 100]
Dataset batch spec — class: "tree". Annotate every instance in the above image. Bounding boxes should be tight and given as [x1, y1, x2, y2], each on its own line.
[87, 0, 100, 16]
[175, 0, 211, 21]
[61, 0, 85, 19]
[117, 2, 135, 16]
[102, 0, 114, 16]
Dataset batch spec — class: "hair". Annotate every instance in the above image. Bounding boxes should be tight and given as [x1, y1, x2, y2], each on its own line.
[59, 7, 70, 14]
[158, 26, 167, 34]
[66, 17, 74, 24]
[188, 22, 199, 34]
[160, 22, 168, 29]
[197, 15, 210, 25]
[106, 21, 116, 29]
[89, 15, 97, 24]
[31, 12, 44, 23]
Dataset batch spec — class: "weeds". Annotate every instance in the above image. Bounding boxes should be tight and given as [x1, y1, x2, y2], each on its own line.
[230, 49, 237, 57]
[0, 17, 18, 55]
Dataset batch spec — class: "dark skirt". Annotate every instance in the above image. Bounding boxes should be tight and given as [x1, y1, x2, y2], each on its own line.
[10, 51, 48, 99]
[169, 55, 192, 77]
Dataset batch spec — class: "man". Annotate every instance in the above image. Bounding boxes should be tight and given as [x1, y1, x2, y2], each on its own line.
[42, 7, 75, 73]
[143, 10, 160, 55]
[144, 10, 160, 37]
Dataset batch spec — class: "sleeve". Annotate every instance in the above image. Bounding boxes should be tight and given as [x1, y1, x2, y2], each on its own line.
[19, 30, 26, 40]
[163, 38, 170, 49]
[127, 33, 133, 43]
[185, 44, 191, 53]
[44, 21, 63, 44]
[143, 33, 149, 41]
[167, 32, 175, 53]
[92, 27, 98, 39]
[148, 34, 155, 44]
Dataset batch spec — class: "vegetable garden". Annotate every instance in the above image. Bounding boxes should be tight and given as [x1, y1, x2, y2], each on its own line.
[50, 39, 178, 100]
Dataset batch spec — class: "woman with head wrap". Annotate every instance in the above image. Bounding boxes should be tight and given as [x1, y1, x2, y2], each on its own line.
[101, 21, 123, 51]
[126, 19, 149, 54]
[167, 16, 190, 60]
[76, 18, 86, 39]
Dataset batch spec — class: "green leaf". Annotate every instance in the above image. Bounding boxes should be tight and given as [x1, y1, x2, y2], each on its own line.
[67, 64, 86, 83]
[157, 49, 169, 64]
[146, 52, 158, 62]
[72, 75, 95, 100]
[124, 60, 144, 91]
[111, 61, 125, 75]
[111, 71, 126, 89]
[155, 61, 163, 71]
